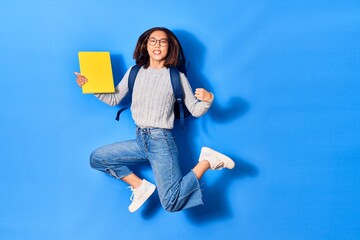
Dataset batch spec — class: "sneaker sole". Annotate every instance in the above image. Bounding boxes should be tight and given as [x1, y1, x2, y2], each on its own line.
[202, 147, 235, 169]
[128, 184, 156, 213]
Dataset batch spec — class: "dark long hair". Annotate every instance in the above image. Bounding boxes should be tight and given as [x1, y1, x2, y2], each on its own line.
[133, 27, 186, 69]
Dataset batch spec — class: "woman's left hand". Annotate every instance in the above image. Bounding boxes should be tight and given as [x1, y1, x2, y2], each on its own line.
[194, 88, 214, 102]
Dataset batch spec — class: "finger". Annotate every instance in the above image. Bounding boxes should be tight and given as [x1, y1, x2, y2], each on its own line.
[76, 75, 88, 82]
[196, 96, 204, 101]
[195, 92, 203, 98]
[77, 81, 86, 87]
[79, 80, 87, 85]
[196, 88, 205, 93]
[74, 72, 87, 79]
[76, 78, 86, 85]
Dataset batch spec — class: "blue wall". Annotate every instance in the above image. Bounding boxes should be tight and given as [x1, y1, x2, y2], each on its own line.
[1, 1, 359, 239]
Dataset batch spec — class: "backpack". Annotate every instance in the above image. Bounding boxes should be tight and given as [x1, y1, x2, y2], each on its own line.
[115, 65, 191, 128]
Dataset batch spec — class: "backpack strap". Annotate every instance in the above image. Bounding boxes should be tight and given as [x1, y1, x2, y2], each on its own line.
[169, 66, 186, 128]
[115, 65, 141, 121]
[128, 65, 141, 94]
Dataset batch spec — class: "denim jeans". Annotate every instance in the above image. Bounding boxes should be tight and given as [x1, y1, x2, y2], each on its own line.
[90, 127, 203, 212]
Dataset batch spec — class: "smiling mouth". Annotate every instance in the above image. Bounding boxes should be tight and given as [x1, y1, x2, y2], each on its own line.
[153, 50, 161, 55]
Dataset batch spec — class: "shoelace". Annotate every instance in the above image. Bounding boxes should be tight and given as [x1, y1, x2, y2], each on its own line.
[208, 155, 224, 170]
[213, 160, 224, 170]
[128, 186, 144, 202]
[127, 186, 136, 201]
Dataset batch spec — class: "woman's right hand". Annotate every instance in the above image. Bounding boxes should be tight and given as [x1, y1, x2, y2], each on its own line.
[74, 72, 88, 87]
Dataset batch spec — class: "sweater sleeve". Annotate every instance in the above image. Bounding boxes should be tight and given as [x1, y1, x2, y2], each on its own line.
[94, 67, 132, 106]
[180, 72, 213, 118]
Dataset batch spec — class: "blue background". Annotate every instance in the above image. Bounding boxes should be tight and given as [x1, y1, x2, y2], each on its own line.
[1, 1, 359, 239]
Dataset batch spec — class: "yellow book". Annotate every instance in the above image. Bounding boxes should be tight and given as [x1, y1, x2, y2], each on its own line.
[78, 51, 115, 94]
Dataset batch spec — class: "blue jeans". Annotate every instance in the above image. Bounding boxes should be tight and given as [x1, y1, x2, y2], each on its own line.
[90, 127, 203, 212]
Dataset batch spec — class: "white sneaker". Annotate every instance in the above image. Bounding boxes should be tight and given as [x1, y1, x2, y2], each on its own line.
[199, 147, 235, 170]
[128, 179, 156, 213]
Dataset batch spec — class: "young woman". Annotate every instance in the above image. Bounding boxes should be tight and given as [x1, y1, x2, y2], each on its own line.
[75, 27, 235, 213]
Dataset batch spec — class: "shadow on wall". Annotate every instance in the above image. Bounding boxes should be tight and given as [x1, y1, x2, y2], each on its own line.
[173, 30, 258, 223]
[111, 54, 127, 87]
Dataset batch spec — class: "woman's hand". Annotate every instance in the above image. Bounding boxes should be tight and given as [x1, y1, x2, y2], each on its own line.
[194, 88, 214, 103]
[74, 72, 88, 87]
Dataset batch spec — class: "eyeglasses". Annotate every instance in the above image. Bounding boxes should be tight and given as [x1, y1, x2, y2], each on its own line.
[147, 37, 169, 47]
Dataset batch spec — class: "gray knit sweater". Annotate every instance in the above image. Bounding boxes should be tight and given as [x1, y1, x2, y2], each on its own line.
[95, 66, 213, 129]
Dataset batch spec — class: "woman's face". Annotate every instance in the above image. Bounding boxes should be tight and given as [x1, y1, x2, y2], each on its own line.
[147, 30, 169, 67]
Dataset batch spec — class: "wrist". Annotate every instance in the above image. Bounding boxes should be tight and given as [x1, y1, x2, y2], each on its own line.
[205, 92, 214, 103]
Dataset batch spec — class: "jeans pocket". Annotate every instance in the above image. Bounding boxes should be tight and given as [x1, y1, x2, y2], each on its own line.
[149, 129, 172, 140]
